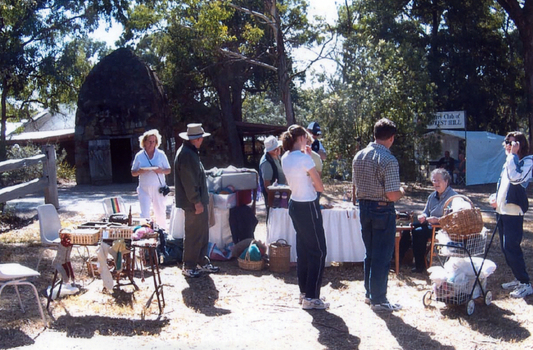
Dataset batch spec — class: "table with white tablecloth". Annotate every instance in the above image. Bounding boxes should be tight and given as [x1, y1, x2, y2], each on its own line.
[169, 207, 233, 249]
[267, 206, 365, 263]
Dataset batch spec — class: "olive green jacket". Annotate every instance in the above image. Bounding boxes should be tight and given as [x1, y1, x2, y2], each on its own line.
[174, 142, 208, 211]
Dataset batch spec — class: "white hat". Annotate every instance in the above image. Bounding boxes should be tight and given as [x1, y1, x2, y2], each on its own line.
[179, 123, 211, 140]
[264, 135, 282, 153]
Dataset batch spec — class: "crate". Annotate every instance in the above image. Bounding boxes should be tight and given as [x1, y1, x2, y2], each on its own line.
[62, 228, 101, 245]
[104, 227, 133, 240]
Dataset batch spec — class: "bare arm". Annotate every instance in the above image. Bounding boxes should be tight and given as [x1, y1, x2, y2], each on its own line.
[386, 187, 404, 202]
[308, 167, 324, 193]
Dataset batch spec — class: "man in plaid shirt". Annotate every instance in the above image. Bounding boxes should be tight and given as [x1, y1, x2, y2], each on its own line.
[352, 118, 404, 312]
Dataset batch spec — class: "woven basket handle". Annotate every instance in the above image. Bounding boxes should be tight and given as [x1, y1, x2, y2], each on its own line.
[59, 228, 71, 235]
[443, 194, 476, 211]
[274, 239, 288, 246]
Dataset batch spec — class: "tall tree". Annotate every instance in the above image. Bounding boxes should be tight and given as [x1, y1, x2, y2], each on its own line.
[124, 0, 321, 165]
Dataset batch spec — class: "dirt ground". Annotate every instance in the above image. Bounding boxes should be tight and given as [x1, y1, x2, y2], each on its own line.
[2, 181, 533, 349]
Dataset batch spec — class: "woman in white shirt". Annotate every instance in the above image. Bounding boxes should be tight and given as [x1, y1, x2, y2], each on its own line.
[281, 125, 328, 310]
[131, 129, 171, 230]
[491, 131, 533, 298]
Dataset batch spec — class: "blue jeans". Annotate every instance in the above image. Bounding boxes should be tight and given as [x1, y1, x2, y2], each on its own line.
[288, 197, 327, 299]
[498, 214, 530, 284]
[359, 200, 396, 304]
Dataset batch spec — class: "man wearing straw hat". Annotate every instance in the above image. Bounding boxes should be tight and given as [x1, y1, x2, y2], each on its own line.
[175, 123, 219, 278]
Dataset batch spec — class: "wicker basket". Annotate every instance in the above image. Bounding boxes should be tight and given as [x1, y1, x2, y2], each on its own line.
[105, 226, 133, 240]
[238, 240, 265, 271]
[439, 195, 483, 238]
[269, 239, 291, 273]
[61, 228, 101, 245]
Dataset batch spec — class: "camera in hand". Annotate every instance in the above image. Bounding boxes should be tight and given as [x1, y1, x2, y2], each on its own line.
[159, 185, 171, 196]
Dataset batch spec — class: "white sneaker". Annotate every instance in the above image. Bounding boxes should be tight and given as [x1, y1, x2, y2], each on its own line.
[502, 280, 520, 290]
[371, 301, 402, 312]
[510, 283, 533, 298]
[302, 298, 330, 310]
[182, 268, 201, 278]
[197, 263, 220, 273]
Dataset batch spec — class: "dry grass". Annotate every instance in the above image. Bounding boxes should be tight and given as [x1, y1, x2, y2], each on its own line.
[1, 181, 533, 349]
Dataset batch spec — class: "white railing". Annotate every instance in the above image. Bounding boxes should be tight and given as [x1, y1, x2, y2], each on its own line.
[0, 145, 59, 208]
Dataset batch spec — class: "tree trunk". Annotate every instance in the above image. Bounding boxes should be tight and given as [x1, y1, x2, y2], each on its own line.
[0, 81, 8, 161]
[213, 74, 244, 166]
[266, 0, 296, 126]
[524, 37, 533, 153]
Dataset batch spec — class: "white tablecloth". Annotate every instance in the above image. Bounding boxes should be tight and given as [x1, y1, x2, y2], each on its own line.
[267, 206, 365, 263]
[169, 207, 233, 248]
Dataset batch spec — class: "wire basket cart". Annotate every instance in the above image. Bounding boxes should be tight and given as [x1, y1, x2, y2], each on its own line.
[423, 212, 499, 316]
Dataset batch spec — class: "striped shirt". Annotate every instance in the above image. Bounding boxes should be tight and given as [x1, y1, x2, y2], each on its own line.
[352, 142, 401, 202]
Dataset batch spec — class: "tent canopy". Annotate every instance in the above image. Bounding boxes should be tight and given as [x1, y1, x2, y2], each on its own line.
[432, 130, 505, 186]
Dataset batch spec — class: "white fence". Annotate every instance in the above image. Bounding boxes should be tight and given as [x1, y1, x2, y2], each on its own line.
[0, 145, 58, 208]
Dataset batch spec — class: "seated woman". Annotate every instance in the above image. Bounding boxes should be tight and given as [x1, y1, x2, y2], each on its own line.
[411, 168, 457, 273]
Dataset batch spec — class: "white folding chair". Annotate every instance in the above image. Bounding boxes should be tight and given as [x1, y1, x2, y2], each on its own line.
[102, 196, 126, 217]
[0, 263, 47, 325]
[36, 204, 62, 270]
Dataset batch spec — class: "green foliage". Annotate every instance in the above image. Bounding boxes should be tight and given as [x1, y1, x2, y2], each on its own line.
[242, 93, 287, 125]
[0, 144, 43, 187]
[0, 0, 121, 160]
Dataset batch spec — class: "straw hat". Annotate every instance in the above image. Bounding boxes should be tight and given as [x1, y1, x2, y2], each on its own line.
[264, 135, 282, 153]
[179, 123, 211, 140]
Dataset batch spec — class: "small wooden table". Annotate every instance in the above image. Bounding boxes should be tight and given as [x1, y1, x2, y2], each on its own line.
[132, 238, 165, 315]
[395, 225, 412, 274]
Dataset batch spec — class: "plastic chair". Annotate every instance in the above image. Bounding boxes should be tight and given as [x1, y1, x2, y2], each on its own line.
[102, 196, 126, 217]
[0, 263, 47, 325]
[36, 204, 62, 270]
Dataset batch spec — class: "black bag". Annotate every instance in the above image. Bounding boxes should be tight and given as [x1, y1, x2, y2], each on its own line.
[109, 213, 129, 224]
[156, 230, 183, 265]
[159, 185, 171, 196]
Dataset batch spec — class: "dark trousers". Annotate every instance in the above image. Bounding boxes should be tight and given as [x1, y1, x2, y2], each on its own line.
[183, 208, 209, 270]
[498, 214, 530, 284]
[359, 200, 396, 304]
[288, 198, 327, 299]
[412, 223, 433, 270]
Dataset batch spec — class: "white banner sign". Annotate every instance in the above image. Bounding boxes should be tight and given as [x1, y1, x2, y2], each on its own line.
[427, 111, 465, 129]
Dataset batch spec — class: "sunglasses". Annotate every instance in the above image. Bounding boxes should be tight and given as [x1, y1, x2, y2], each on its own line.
[504, 140, 513, 145]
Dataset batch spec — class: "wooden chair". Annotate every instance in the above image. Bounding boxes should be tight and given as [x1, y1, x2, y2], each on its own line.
[427, 224, 441, 268]
[394, 211, 414, 274]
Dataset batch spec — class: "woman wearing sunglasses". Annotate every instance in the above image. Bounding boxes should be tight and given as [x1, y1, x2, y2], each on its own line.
[491, 131, 533, 298]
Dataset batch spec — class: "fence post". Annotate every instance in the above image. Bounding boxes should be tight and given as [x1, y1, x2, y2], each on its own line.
[42, 145, 59, 208]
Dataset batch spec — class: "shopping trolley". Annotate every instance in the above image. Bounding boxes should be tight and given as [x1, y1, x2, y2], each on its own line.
[423, 210, 499, 316]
